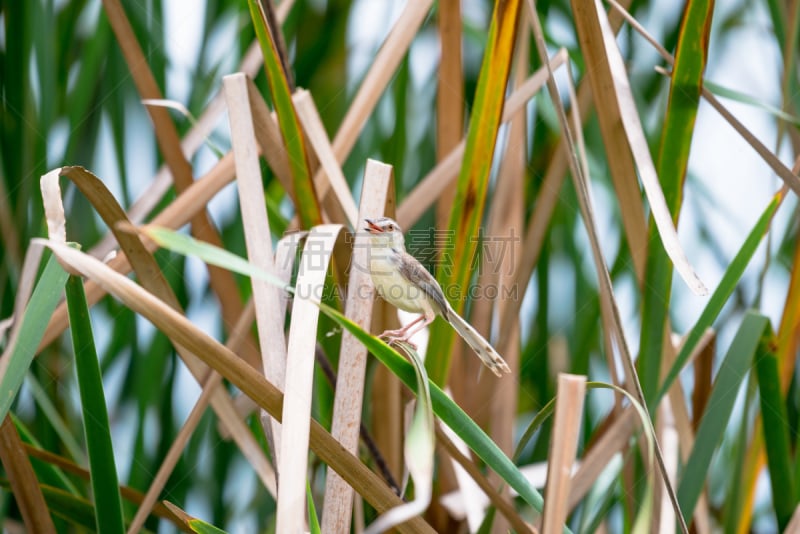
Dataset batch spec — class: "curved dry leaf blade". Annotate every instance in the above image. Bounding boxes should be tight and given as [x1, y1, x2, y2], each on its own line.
[142, 98, 192, 119]
[588, 0, 707, 297]
[570, 0, 648, 278]
[141, 98, 226, 157]
[38, 155, 238, 356]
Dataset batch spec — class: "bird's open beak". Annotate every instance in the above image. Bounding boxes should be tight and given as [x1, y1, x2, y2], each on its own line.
[364, 218, 382, 234]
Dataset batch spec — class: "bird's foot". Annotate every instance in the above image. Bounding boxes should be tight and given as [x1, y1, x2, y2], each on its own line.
[378, 331, 418, 350]
[379, 327, 408, 339]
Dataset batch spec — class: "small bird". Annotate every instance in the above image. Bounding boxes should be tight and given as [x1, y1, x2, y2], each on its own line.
[364, 217, 511, 377]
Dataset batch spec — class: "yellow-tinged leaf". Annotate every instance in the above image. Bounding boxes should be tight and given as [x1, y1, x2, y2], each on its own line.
[428, 0, 523, 385]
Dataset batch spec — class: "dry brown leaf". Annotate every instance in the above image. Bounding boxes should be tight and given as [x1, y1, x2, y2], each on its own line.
[0, 416, 56, 534]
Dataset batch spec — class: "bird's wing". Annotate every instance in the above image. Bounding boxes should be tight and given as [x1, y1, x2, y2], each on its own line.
[393, 251, 449, 318]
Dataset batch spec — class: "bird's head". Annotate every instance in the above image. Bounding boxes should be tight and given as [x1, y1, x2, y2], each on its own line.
[364, 217, 405, 249]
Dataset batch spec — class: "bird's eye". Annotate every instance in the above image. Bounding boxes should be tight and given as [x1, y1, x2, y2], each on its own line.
[387, 224, 394, 231]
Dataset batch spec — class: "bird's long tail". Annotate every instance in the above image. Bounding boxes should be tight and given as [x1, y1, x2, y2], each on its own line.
[446, 307, 511, 377]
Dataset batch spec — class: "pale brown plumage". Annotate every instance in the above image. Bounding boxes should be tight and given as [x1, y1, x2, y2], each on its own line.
[364, 217, 510, 377]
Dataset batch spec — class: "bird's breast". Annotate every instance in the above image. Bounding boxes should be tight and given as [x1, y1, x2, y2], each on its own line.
[368, 253, 428, 314]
